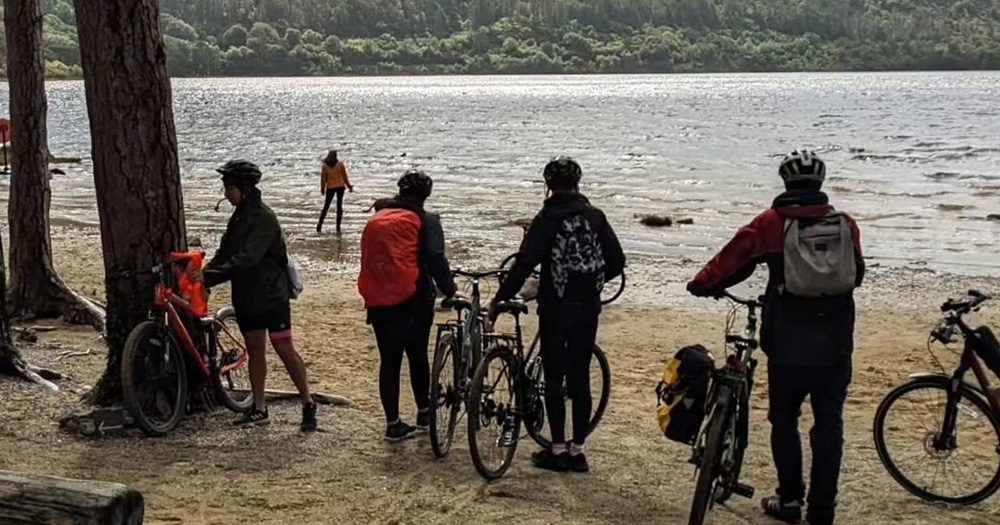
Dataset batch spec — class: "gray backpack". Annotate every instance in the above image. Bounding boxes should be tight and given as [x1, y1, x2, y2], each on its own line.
[782, 212, 857, 297]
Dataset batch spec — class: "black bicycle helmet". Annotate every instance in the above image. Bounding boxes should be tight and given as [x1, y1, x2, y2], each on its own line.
[543, 156, 583, 187]
[216, 160, 262, 186]
[398, 169, 433, 199]
[778, 150, 826, 186]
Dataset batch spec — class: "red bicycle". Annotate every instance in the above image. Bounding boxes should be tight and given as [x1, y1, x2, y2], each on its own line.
[119, 251, 253, 436]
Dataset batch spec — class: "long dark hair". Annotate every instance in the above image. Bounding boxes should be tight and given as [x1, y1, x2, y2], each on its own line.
[323, 149, 338, 167]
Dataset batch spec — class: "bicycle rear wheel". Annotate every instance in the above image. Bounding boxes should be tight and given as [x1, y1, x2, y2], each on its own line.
[468, 344, 520, 480]
[430, 330, 462, 458]
[122, 321, 188, 437]
[690, 397, 730, 525]
[526, 345, 611, 449]
[210, 309, 253, 413]
[874, 376, 1000, 504]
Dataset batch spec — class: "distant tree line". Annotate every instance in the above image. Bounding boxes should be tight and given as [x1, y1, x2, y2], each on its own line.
[1, 0, 999, 77]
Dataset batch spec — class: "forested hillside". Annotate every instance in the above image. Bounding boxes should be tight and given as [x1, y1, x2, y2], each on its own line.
[2, 0, 999, 77]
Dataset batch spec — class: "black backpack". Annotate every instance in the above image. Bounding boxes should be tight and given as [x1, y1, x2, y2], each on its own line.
[550, 212, 605, 303]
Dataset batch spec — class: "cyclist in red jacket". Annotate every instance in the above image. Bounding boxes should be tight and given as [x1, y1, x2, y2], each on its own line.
[687, 151, 864, 525]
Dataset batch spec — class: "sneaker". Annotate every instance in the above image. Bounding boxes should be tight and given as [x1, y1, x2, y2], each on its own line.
[384, 421, 419, 442]
[415, 410, 430, 432]
[805, 505, 835, 525]
[531, 449, 570, 472]
[300, 402, 318, 432]
[761, 495, 802, 523]
[234, 407, 270, 427]
[569, 453, 590, 473]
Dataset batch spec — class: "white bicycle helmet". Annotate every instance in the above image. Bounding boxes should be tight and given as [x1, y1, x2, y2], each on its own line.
[779, 150, 826, 186]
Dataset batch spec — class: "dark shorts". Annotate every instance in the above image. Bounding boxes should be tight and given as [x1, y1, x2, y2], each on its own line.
[236, 302, 293, 339]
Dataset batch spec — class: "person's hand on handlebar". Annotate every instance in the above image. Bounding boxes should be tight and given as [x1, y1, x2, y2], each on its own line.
[485, 300, 499, 333]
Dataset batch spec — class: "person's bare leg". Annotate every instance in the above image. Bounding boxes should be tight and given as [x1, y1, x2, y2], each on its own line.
[243, 329, 269, 411]
[271, 334, 313, 404]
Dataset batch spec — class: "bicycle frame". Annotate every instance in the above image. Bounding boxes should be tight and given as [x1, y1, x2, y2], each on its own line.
[934, 319, 1000, 450]
[150, 266, 247, 381]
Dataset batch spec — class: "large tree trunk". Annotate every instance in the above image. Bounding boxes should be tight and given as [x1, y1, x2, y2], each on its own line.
[0, 232, 62, 390]
[74, 0, 187, 405]
[4, 0, 105, 331]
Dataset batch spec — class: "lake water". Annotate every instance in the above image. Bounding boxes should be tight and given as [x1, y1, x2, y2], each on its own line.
[1, 73, 999, 297]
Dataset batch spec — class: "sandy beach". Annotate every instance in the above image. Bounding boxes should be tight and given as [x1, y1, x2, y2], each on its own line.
[1, 226, 999, 525]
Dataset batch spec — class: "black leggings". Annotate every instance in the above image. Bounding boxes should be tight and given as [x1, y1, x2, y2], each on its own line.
[318, 186, 345, 231]
[369, 299, 432, 424]
[539, 311, 598, 446]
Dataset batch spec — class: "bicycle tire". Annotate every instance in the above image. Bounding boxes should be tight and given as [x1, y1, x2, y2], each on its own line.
[468, 345, 520, 481]
[874, 376, 1000, 504]
[210, 308, 254, 413]
[122, 321, 188, 437]
[526, 344, 612, 449]
[430, 331, 461, 458]
[715, 385, 750, 504]
[690, 395, 730, 525]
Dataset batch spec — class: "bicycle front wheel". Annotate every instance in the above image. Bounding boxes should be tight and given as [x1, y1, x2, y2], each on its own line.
[430, 330, 462, 458]
[468, 344, 520, 480]
[874, 376, 1000, 504]
[690, 397, 730, 525]
[526, 344, 611, 449]
[121, 321, 188, 437]
[210, 309, 253, 413]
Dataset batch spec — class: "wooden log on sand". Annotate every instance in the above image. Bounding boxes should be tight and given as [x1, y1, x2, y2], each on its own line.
[232, 388, 354, 406]
[0, 470, 143, 525]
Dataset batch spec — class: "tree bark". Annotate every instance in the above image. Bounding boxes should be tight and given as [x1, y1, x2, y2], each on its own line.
[74, 0, 187, 404]
[3, 0, 105, 331]
[0, 231, 61, 391]
[0, 470, 144, 525]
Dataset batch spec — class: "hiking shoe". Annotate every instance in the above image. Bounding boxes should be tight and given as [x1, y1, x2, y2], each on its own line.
[531, 449, 570, 472]
[415, 410, 430, 432]
[234, 407, 270, 427]
[568, 453, 590, 473]
[384, 421, 419, 442]
[806, 506, 835, 525]
[300, 402, 318, 432]
[762, 495, 802, 523]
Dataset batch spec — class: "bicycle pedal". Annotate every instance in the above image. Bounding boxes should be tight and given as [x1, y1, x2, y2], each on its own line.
[731, 483, 755, 499]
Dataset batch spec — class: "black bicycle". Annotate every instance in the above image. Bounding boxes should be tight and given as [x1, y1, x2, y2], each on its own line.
[429, 269, 506, 458]
[688, 291, 763, 525]
[874, 290, 1000, 504]
[464, 254, 622, 480]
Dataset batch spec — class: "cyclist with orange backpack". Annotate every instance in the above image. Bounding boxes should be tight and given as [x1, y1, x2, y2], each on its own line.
[687, 151, 864, 525]
[203, 160, 318, 432]
[359, 169, 457, 442]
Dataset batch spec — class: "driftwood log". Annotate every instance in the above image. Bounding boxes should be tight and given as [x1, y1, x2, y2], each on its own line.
[0, 470, 143, 524]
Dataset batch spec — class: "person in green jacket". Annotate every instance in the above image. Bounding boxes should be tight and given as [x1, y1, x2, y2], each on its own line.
[204, 160, 317, 431]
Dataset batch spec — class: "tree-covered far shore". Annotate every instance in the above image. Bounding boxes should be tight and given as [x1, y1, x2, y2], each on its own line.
[3, 0, 999, 78]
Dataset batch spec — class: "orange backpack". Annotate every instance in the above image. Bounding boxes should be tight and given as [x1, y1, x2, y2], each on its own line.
[358, 208, 422, 307]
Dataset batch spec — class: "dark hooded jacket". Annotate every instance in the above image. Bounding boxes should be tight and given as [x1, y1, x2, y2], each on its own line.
[205, 188, 290, 315]
[687, 190, 865, 365]
[494, 192, 625, 316]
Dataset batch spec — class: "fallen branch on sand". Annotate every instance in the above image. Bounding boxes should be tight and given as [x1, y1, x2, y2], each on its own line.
[232, 388, 354, 406]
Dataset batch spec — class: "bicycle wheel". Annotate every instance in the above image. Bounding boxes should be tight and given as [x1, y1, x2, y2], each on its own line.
[715, 385, 750, 504]
[526, 345, 612, 449]
[210, 309, 253, 413]
[430, 330, 462, 458]
[468, 344, 520, 480]
[874, 376, 1000, 504]
[690, 396, 731, 525]
[122, 321, 188, 437]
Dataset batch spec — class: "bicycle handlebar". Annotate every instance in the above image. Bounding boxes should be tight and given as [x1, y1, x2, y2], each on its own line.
[716, 291, 765, 308]
[452, 269, 508, 280]
[941, 289, 992, 314]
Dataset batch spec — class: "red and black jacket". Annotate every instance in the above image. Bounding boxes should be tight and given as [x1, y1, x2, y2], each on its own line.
[687, 190, 865, 366]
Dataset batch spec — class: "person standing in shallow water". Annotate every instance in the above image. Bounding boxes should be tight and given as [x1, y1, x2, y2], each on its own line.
[317, 149, 353, 234]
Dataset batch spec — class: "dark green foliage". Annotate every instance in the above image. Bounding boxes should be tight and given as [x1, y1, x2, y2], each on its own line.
[9, 0, 1000, 77]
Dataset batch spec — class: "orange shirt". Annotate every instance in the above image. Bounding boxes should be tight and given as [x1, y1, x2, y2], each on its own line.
[321, 161, 349, 190]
